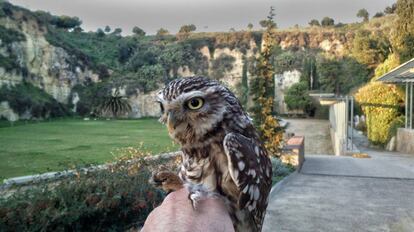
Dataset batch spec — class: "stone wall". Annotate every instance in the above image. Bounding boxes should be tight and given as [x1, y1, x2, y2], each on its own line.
[397, 128, 414, 154]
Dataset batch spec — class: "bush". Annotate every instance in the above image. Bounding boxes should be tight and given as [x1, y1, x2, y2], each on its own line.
[0, 151, 167, 231]
[270, 157, 294, 184]
[0, 83, 69, 119]
[210, 54, 235, 80]
[355, 82, 404, 145]
[387, 115, 405, 142]
[284, 81, 314, 113]
[0, 25, 26, 45]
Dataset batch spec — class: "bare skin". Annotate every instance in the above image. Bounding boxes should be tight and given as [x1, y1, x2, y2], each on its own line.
[141, 188, 235, 232]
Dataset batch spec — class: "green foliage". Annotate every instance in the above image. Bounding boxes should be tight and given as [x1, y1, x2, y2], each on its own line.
[156, 28, 169, 38]
[351, 30, 390, 67]
[97, 90, 132, 118]
[0, 158, 166, 231]
[284, 81, 313, 113]
[210, 54, 236, 79]
[274, 50, 304, 73]
[104, 25, 111, 33]
[0, 54, 20, 71]
[392, 0, 414, 62]
[239, 57, 249, 109]
[318, 57, 369, 95]
[51, 15, 82, 29]
[308, 19, 320, 26]
[250, 6, 283, 156]
[300, 56, 318, 89]
[270, 157, 295, 184]
[0, 83, 68, 119]
[357, 9, 369, 22]
[373, 53, 400, 80]
[247, 23, 254, 30]
[132, 26, 145, 36]
[373, 12, 385, 18]
[387, 115, 405, 142]
[384, 3, 397, 14]
[0, 25, 25, 44]
[355, 82, 405, 145]
[321, 17, 335, 27]
[178, 24, 196, 33]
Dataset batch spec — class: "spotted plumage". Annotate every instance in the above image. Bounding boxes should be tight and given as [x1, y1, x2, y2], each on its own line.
[155, 76, 272, 231]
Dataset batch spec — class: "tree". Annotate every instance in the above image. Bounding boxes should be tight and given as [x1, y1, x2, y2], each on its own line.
[51, 16, 82, 29]
[96, 28, 105, 37]
[318, 57, 369, 95]
[97, 90, 132, 118]
[210, 54, 236, 80]
[104, 25, 111, 33]
[384, 3, 397, 14]
[157, 43, 185, 82]
[178, 24, 196, 33]
[247, 23, 254, 30]
[112, 28, 122, 36]
[132, 26, 145, 37]
[321, 17, 334, 27]
[373, 12, 385, 18]
[301, 56, 318, 90]
[351, 30, 390, 67]
[308, 19, 320, 26]
[357, 8, 369, 22]
[156, 28, 169, 39]
[250, 6, 283, 156]
[239, 56, 249, 109]
[392, 0, 414, 62]
[259, 19, 277, 29]
[284, 81, 313, 113]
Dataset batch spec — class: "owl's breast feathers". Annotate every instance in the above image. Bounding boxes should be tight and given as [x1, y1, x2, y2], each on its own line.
[179, 129, 272, 231]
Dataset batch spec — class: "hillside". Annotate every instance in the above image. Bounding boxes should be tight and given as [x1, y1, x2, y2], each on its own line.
[0, 1, 396, 120]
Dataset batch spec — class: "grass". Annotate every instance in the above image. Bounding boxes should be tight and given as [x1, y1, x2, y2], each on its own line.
[0, 118, 177, 180]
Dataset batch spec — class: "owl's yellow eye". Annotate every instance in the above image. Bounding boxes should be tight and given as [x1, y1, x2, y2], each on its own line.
[186, 97, 204, 110]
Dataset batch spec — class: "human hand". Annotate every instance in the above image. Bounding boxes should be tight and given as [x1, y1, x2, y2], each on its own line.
[141, 188, 235, 232]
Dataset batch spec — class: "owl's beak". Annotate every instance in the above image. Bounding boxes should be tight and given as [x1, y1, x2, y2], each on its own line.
[167, 112, 177, 132]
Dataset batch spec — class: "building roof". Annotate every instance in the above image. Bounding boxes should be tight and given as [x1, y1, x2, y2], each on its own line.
[377, 58, 414, 83]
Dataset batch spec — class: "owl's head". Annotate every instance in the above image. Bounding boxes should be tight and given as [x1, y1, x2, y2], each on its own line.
[157, 76, 241, 144]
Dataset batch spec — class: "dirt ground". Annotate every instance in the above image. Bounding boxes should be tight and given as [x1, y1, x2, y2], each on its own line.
[284, 118, 334, 155]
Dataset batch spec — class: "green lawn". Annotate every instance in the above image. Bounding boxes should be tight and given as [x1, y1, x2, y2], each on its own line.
[0, 118, 177, 180]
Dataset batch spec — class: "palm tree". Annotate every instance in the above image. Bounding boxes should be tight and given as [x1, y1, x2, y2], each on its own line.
[97, 90, 131, 118]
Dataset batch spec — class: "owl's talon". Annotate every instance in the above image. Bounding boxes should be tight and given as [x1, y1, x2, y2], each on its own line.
[149, 170, 183, 193]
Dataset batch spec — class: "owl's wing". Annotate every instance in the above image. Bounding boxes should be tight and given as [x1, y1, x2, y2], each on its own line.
[223, 132, 272, 229]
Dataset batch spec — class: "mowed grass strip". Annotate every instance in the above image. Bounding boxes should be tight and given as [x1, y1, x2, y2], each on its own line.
[0, 118, 177, 180]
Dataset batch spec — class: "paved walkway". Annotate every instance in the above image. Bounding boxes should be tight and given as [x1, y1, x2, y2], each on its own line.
[284, 119, 334, 155]
[263, 128, 414, 231]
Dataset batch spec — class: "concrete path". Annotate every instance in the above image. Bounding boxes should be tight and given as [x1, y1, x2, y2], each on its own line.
[284, 119, 334, 155]
[263, 150, 414, 232]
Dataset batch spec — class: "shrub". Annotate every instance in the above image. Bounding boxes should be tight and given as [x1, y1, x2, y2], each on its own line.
[210, 54, 236, 80]
[270, 157, 295, 184]
[387, 115, 405, 142]
[0, 25, 26, 45]
[284, 81, 314, 113]
[0, 151, 167, 231]
[355, 82, 404, 145]
[0, 83, 69, 119]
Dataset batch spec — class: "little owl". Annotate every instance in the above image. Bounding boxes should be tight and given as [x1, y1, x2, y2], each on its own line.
[151, 76, 272, 232]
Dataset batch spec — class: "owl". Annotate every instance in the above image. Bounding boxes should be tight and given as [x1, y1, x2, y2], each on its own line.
[151, 76, 272, 232]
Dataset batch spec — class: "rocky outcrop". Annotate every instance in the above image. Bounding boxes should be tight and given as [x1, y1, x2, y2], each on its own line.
[0, 12, 98, 105]
[0, 4, 351, 120]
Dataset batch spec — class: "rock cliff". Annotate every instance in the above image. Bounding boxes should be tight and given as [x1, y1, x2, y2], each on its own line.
[0, 3, 352, 120]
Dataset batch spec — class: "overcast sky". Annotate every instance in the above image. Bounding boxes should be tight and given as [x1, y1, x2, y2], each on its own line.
[10, 0, 396, 35]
